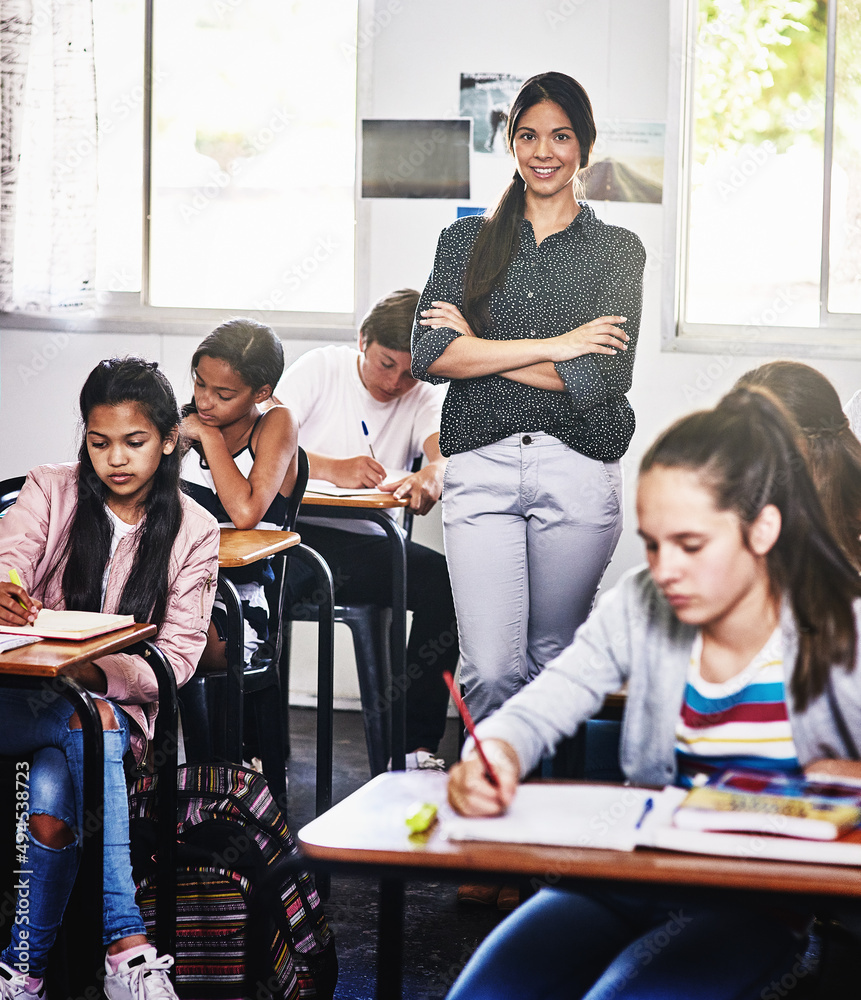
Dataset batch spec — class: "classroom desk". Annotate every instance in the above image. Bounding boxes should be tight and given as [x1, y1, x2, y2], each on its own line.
[218, 527, 301, 567]
[298, 771, 861, 1000]
[0, 624, 158, 959]
[299, 492, 410, 772]
[217, 528, 301, 806]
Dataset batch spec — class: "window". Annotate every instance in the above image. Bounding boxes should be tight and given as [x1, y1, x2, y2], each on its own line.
[9, 0, 359, 326]
[666, 0, 861, 352]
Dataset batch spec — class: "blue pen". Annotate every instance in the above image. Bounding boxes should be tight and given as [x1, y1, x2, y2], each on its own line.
[635, 797, 654, 830]
[361, 420, 377, 460]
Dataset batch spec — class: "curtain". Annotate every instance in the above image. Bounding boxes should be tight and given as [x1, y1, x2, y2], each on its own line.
[0, 0, 97, 313]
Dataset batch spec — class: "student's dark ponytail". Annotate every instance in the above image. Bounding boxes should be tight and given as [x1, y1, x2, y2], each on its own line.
[736, 360, 861, 573]
[461, 72, 596, 335]
[641, 386, 861, 711]
[54, 357, 183, 629]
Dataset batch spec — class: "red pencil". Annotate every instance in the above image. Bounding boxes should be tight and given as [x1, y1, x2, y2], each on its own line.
[442, 670, 500, 788]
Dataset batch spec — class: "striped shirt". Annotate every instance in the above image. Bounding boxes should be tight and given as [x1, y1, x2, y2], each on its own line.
[675, 629, 800, 787]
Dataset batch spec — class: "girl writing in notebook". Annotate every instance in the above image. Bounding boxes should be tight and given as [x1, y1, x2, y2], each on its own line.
[0, 357, 220, 1000]
[447, 386, 861, 1000]
[180, 318, 298, 670]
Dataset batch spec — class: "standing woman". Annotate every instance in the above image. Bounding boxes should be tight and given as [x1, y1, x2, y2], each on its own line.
[412, 71, 646, 722]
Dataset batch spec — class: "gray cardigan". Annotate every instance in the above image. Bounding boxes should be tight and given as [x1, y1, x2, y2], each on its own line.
[473, 567, 861, 785]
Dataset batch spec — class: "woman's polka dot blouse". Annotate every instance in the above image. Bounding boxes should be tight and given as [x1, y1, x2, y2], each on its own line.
[411, 203, 646, 461]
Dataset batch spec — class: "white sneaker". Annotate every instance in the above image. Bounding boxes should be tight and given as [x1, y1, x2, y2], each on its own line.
[103, 948, 177, 1000]
[406, 750, 446, 771]
[0, 963, 44, 1000]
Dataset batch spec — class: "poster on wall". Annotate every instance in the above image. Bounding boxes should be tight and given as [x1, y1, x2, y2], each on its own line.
[583, 121, 665, 204]
[459, 73, 524, 155]
[361, 119, 471, 198]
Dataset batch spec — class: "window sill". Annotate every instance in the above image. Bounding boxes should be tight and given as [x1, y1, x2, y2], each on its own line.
[0, 306, 356, 342]
[665, 323, 861, 361]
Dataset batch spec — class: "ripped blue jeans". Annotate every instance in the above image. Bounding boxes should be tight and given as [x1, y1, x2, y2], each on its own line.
[0, 687, 146, 977]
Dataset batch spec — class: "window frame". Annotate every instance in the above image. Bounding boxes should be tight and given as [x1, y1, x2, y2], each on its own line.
[0, 0, 373, 342]
[663, 0, 861, 360]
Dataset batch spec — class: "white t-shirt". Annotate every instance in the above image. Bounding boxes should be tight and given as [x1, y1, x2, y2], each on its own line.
[101, 506, 136, 608]
[278, 344, 445, 534]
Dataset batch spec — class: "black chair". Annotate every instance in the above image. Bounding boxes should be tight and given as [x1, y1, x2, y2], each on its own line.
[280, 456, 422, 777]
[0, 475, 26, 516]
[178, 448, 310, 809]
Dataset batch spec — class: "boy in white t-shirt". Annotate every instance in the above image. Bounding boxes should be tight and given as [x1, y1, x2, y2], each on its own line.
[279, 288, 458, 770]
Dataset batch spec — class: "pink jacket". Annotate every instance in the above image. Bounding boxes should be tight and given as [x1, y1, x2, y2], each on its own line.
[0, 463, 220, 760]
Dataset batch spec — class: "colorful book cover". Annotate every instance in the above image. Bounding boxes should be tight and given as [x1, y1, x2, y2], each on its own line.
[672, 768, 861, 841]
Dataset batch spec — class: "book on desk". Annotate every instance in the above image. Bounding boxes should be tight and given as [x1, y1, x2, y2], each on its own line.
[0, 609, 135, 641]
[671, 767, 861, 841]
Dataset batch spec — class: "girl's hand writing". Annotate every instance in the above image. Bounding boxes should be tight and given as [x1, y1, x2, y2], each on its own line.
[419, 301, 476, 338]
[0, 581, 42, 626]
[550, 316, 629, 361]
[447, 739, 520, 816]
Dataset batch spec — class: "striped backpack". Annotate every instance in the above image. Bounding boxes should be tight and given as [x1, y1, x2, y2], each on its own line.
[128, 763, 337, 1000]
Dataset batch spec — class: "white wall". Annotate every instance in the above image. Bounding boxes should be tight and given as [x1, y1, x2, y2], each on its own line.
[4, 0, 861, 707]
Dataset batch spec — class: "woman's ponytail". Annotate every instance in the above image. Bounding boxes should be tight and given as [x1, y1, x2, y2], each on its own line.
[461, 174, 526, 334]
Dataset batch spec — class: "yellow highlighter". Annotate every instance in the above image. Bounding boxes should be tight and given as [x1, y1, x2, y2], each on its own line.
[8, 568, 31, 613]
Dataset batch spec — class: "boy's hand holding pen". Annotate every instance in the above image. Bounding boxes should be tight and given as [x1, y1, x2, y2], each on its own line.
[0, 569, 42, 626]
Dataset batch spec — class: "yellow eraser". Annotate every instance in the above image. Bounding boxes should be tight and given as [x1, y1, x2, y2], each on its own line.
[405, 801, 438, 834]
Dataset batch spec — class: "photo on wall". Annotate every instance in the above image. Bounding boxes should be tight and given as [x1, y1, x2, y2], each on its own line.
[361, 119, 471, 199]
[583, 121, 665, 204]
[459, 73, 524, 155]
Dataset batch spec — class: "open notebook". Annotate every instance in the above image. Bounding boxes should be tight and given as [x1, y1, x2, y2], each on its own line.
[305, 470, 411, 497]
[440, 783, 861, 866]
[0, 609, 135, 641]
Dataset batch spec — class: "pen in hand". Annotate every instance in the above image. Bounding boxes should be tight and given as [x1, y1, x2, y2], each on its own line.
[7, 568, 34, 623]
[361, 420, 377, 460]
[442, 670, 501, 788]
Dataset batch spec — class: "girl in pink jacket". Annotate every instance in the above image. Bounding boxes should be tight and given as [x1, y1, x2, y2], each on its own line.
[0, 358, 219, 1000]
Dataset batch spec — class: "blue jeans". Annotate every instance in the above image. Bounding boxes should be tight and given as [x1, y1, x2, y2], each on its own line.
[443, 434, 623, 723]
[446, 887, 810, 1000]
[0, 687, 146, 976]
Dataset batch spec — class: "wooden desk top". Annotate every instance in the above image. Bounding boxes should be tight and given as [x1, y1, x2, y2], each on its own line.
[218, 528, 301, 567]
[0, 622, 157, 678]
[302, 491, 410, 509]
[298, 772, 861, 900]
